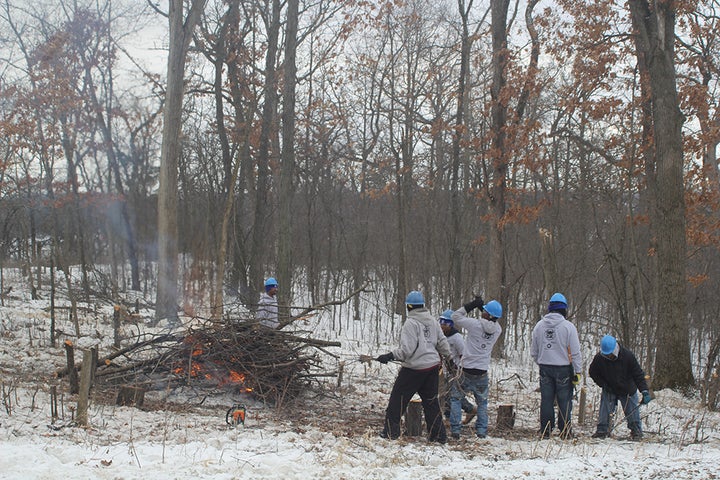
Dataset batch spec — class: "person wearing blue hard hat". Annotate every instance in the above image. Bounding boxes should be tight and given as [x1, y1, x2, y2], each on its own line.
[376, 290, 451, 444]
[589, 335, 652, 440]
[438, 309, 477, 425]
[530, 292, 582, 439]
[257, 277, 279, 328]
[447, 295, 503, 440]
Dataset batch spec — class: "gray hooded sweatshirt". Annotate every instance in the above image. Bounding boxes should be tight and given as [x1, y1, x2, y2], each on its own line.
[451, 306, 502, 371]
[530, 312, 582, 374]
[392, 308, 451, 370]
[257, 292, 279, 329]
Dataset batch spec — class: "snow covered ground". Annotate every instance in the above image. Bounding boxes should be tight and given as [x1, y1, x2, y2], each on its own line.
[1, 271, 719, 479]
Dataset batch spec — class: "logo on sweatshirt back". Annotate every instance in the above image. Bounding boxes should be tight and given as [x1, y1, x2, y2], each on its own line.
[545, 329, 555, 349]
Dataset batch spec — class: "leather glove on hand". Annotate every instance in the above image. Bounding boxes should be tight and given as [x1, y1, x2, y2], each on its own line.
[641, 390, 652, 405]
[572, 373, 581, 386]
[376, 353, 394, 364]
[463, 296, 484, 313]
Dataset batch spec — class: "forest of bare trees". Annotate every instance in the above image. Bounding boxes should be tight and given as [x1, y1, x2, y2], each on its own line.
[1, 0, 719, 395]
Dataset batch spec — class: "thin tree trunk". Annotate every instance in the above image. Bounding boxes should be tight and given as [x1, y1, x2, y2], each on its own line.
[278, 0, 299, 315]
[250, 0, 281, 293]
[155, 0, 206, 323]
[488, 0, 510, 356]
[450, 0, 474, 306]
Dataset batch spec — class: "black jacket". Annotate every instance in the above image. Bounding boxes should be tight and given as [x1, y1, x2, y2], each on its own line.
[588, 345, 649, 396]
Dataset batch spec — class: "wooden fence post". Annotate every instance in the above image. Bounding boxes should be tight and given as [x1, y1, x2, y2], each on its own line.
[76, 348, 96, 426]
[64, 341, 79, 394]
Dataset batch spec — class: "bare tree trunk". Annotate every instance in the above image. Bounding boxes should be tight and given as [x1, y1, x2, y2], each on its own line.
[249, 0, 281, 293]
[207, 6, 233, 320]
[487, 0, 510, 356]
[155, 0, 206, 323]
[225, 0, 253, 302]
[278, 0, 299, 315]
[449, 0, 475, 306]
[628, 0, 693, 389]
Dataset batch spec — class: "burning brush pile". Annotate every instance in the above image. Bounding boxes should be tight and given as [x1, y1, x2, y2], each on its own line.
[90, 320, 341, 407]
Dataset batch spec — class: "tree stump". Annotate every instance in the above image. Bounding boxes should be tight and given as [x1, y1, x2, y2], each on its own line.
[404, 399, 424, 436]
[116, 385, 146, 407]
[496, 404, 515, 430]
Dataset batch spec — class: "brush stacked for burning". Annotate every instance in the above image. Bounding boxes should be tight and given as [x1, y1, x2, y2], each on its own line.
[71, 319, 341, 407]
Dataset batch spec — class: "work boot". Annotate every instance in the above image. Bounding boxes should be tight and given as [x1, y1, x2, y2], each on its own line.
[630, 430, 643, 441]
[462, 407, 477, 425]
[591, 431, 609, 439]
[450, 432, 460, 440]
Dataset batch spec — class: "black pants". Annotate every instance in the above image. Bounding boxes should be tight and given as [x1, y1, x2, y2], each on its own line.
[382, 365, 446, 442]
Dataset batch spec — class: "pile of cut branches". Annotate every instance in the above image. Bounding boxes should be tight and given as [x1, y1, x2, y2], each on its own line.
[67, 320, 341, 407]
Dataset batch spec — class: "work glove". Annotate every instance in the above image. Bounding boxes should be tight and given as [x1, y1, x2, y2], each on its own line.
[641, 390, 652, 405]
[572, 373, 581, 386]
[463, 296, 484, 313]
[376, 352, 394, 364]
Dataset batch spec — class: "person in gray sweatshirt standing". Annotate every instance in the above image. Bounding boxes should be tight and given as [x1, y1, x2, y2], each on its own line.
[257, 277, 279, 329]
[376, 290, 451, 444]
[448, 297, 503, 439]
[531, 292, 582, 439]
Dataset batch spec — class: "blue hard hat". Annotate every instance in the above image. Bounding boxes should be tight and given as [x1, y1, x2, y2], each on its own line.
[600, 335, 617, 355]
[405, 290, 425, 306]
[439, 309, 454, 326]
[264, 277, 278, 287]
[483, 300, 503, 319]
[549, 292, 567, 305]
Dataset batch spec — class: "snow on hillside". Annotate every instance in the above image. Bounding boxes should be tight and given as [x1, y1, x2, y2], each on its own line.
[1, 270, 719, 479]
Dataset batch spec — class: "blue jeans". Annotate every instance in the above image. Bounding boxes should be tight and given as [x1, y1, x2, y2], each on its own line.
[449, 371, 489, 437]
[442, 372, 474, 417]
[539, 364, 574, 436]
[596, 389, 641, 434]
